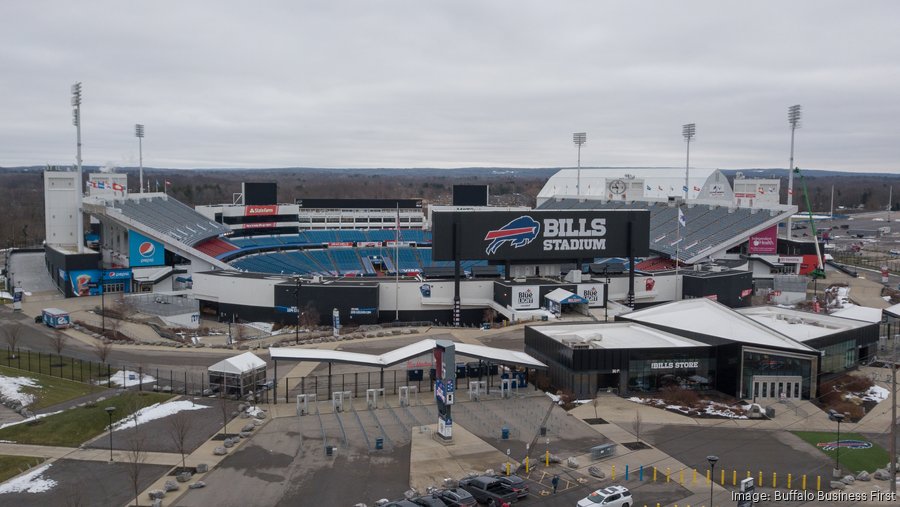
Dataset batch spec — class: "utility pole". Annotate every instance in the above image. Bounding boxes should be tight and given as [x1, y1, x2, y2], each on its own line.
[787, 105, 802, 241]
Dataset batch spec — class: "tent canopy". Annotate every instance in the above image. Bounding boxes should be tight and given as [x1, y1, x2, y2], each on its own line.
[545, 288, 588, 305]
[208, 352, 266, 375]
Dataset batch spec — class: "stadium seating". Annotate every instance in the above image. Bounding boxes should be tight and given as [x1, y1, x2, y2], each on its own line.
[329, 248, 365, 274]
[114, 196, 228, 245]
[194, 237, 239, 258]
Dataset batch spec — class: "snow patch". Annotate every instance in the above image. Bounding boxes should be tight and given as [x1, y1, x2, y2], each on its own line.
[0, 463, 56, 494]
[109, 400, 209, 431]
[862, 385, 889, 402]
[545, 392, 561, 403]
[101, 370, 156, 387]
[245, 405, 264, 418]
[0, 410, 63, 430]
[0, 375, 40, 407]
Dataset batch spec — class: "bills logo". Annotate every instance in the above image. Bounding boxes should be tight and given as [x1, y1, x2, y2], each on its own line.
[484, 216, 540, 255]
[138, 242, 156, 258]
[816, 440, 871, 451]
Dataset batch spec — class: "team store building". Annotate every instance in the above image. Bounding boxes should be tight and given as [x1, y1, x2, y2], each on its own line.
[524, 298, 879, 400]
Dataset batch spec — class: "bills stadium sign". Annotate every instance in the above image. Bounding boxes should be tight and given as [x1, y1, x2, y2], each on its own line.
[432, 210, 649, 261]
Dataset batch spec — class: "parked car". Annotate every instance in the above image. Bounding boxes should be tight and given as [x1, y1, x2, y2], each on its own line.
[437, 487, 477, 506]
[412, 493, 450, 506]
[383, 501, 420, 507]
[577, 485, 633, 507]
[458, 476, 517, 505]
[491, 475, 528, 499]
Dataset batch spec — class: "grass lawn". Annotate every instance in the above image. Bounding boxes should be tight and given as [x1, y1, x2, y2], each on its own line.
[0, 455, 45, 483]
[792, 431, 890, 473]
[0, 391, 173, 447]
[0, 365, 98, 411]
[0, 349, 114, 385]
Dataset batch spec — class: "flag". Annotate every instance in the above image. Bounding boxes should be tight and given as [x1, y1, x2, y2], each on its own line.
[165, 180, 172, 186]
[112, 183, 124, 191]
[89, 181, 97, 188]
[693, 185, 701, 192]
[678, 208, 686, 227]
[682, 185, 688, 193]
[788, 188, 794, 195]
[758, 187, 765, 194]
[646, 185, 651, 191]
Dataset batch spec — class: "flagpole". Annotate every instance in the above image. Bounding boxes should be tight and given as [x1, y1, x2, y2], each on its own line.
[675, 204, 681, 301]
[394, 201, 400, 322]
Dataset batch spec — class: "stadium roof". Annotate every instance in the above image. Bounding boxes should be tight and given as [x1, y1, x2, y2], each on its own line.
[621, 298, 818, 353]
[269, 338, 547, 369]
[533, 322, 710, 350]
[537, 168, 720, 202]
[538, 198, 794, 263]
[736, 306, 875, 342]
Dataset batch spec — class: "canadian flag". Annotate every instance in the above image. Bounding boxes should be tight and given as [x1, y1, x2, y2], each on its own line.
[693, 186, 701, 192]
[758, 187, 765, 194]
[788, 189, 794, 195]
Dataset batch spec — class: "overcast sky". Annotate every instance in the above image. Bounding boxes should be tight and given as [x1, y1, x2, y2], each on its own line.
[2, 1, 898, 172]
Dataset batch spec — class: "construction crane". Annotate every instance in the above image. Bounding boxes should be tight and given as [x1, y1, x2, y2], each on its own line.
[792, 167, 826, 279]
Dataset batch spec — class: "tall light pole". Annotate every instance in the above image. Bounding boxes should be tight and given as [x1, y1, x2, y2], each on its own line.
[682, 123, 696, 200]
[105, 406, 116, 462]
[573, 132, 587, 196]
[787, 105, 802, 240]
[832, 412, 845, 477]
[71, 82, 84, 253]
[293, 275, 301, 344]
[135, 124, 145, 193]
[707, 455, 718, 507]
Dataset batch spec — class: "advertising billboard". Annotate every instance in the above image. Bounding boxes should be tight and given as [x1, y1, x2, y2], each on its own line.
[510, 285, 539, 310]
[70, 269, 101, 297]
[432, 210, 650, 261]
[576, 283, 607, 308]
[128, 230, 165, 267]
[243, 204, 278, 216]
[748, 225, 778, 254]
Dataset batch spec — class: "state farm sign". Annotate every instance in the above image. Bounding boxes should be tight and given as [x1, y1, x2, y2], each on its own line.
[244, 205, 278, 216]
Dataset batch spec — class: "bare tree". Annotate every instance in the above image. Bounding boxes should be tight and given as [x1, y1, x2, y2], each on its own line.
[93, 340, 113, 365]
[632, 409, 642, 443]
[593, 389, 602, 420]
[3, 323, 24, 358]
[220, 395, 231, 437]
[167, 410, 194, 471]
[232, 322, 245, 344]
[482, 308, 497, 327]
[51, 331, 69, 356]
[124, 433, 148, 507]
[298, 302, 319, 330]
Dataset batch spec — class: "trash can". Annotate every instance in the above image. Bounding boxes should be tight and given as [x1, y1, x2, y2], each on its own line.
[501, 426, 510, 440]
[326, 445, 334, 456]
[375, 438, 384, 450]
[540, 426, 547, 437]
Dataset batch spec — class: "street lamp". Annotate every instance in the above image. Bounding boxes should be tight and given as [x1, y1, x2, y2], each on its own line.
[787, 104, 802, 240]
[135, 124, 145, 193]
[573, 132, 587, 196]
[707, 455, 719, 507]
[682, 123, 696, 200]
[105, 406, 116, 462]
[292, 276, 301, 344]
[832, 412, 845, 477]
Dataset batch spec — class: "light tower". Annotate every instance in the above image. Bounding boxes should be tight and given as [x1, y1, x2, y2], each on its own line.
[573, 132, 587, 196]
[71, 82, 84, 253]
[682, 123, 696, 200]
[135, 124, 145, 193]
[787, 105, 802, 240]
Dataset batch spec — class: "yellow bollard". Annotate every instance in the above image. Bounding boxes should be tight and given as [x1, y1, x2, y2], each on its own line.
[692, 469, 697, 485]
[653, 467, 657, 482]
[506, 462, 510, 476]
[817, 475, 821, 491]
[680, 469, 684, 486]
[666, 467, 670, 483]
[545, 450, 549, 467]
[759, 471, 763, 487]
[612, 465, 616, 481]
[787, 473, 792, 489]
[747, 470, 751, 479]
[772, 472, 777, 489]
[732, 470, 737, 486]
[802, 474, 807, 490]
[706, 469, 710, 485]
[525, 456, 529, 473]
[720, 469, 725, 486]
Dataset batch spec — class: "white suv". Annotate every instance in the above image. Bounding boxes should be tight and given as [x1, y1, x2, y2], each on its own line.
[577, 485, 632, 507]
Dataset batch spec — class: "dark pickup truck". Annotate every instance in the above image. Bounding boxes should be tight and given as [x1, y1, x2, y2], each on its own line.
[458, 476, 517, 505]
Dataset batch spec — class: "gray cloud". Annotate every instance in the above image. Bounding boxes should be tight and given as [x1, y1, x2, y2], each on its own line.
[1, 1, 898, 172]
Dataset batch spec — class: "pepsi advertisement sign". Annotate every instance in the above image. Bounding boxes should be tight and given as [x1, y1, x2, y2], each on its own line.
[128, 230, 165, 267]
[432, 210, 650, 261]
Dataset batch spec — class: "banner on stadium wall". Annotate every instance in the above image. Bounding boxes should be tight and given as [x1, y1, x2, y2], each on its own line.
[128, 230, 165, 267]
[748, 225, 777, 254]
[510, 285, 539, 310]
[70, 270, 101, 297]
[576, 283, 607, 308]
[243, 222, 277, 229]
[244, 205, 278, 216]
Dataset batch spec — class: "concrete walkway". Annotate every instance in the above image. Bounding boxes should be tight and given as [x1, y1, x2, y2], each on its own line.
[408, 423, 515, 492]
[0, 442, 181, 465]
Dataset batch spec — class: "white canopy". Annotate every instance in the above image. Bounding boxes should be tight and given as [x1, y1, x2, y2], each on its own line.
[544, 288, 587, 304]
[269, 338, 547, 369]
[208, 351, 267, 375]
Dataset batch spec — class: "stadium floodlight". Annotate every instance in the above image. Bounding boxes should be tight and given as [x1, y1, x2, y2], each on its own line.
[72, 82, 84, 253]
[682, 123, 696, 200]
[787, 105, 801, 240]
[135, 124, 145, 193]
[573, 132, 587, 196]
